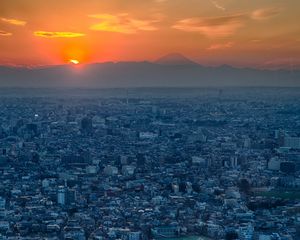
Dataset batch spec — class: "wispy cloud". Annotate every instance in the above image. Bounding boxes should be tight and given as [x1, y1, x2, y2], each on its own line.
[34, 31, 85, 38]
[89, 13, 159, 34]
[172, 14, 246, 37]
[251, 8, 281, 20]
[173, 7, 281, 37]
[210, 0, 226, 11]
[0, 30, 12, 36]
[1, 17, 26, 26]
[207, 41, 234, 50]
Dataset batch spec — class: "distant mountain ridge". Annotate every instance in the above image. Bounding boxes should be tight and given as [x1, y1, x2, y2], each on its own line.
[0, 54, 299, 88]
[155, 53, 198, 66]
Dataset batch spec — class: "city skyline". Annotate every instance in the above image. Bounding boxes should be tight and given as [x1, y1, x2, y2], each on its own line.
[1, 2, 300, 239]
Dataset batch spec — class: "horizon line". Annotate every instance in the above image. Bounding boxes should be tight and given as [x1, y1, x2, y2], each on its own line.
[0, 60, 298, 72]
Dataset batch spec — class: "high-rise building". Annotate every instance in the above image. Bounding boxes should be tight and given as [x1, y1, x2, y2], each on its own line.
[57, 186, 66, 205]
[57, 186, 76, 205]
[66, 189, 76, 205]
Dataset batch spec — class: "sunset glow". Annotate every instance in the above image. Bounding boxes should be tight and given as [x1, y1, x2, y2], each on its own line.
[70, 59, 80, 65]
[0, 0, 300, 69]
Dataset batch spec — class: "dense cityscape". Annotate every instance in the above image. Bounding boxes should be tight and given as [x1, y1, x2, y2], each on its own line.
[0, 88, 299, 240]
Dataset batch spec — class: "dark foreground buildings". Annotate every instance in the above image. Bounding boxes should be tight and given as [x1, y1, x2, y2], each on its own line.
[0, 88, 299, 240]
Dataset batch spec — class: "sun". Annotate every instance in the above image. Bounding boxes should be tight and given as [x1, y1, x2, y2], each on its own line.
[69, 59, 80, 65]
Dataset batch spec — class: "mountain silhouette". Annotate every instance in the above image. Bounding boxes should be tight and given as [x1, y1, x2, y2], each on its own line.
[155, 53, 198, 66]
[0, 57, 299, 88]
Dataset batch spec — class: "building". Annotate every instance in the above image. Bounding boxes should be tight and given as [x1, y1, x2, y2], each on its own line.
[57, 186, 77, 205]
[268, 157, 281, 171]
[81, 117, 93, 133]
[57, 186, 66, 205]
[128, 231, 141, 240]
[0, 197, 5, 210]
[104, 165, 119, 176]
[151, 226, 179, 238]
[284, 136, 300, 149]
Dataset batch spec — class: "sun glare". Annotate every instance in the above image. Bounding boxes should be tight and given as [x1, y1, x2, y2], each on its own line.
[70, 59, 80, 65]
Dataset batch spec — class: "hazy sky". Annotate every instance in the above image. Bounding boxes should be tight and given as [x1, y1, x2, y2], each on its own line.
[0, 0, 299, 68]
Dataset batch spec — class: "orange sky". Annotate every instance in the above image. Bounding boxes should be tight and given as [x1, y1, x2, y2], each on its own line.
[0, 0, 299, 69]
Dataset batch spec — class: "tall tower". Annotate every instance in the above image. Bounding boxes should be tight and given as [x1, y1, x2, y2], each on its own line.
[126, 89, 129, 105]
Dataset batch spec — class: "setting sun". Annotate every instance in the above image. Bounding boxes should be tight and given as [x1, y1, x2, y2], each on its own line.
[70, 59, 79, 65]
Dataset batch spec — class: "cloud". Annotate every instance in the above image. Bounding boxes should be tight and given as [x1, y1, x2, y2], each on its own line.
[172, 14, 246, 37]
[1, 17, 26, 26]
[173, 7, 281, 37]
[88, 14, 159, 34]
[251, 8, 281, 20]
[210, 0, 226, 11]
[207, 41, 234, 50]
[34, 31, 86, 38]
[0, 30, 12, 36]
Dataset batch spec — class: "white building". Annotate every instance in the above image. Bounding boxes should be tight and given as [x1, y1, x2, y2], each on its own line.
[139, 132, 158, 140]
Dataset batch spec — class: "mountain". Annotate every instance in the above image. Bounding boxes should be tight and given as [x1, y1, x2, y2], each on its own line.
[155, 53, 198, 66]
[0, 60, 299, 88]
